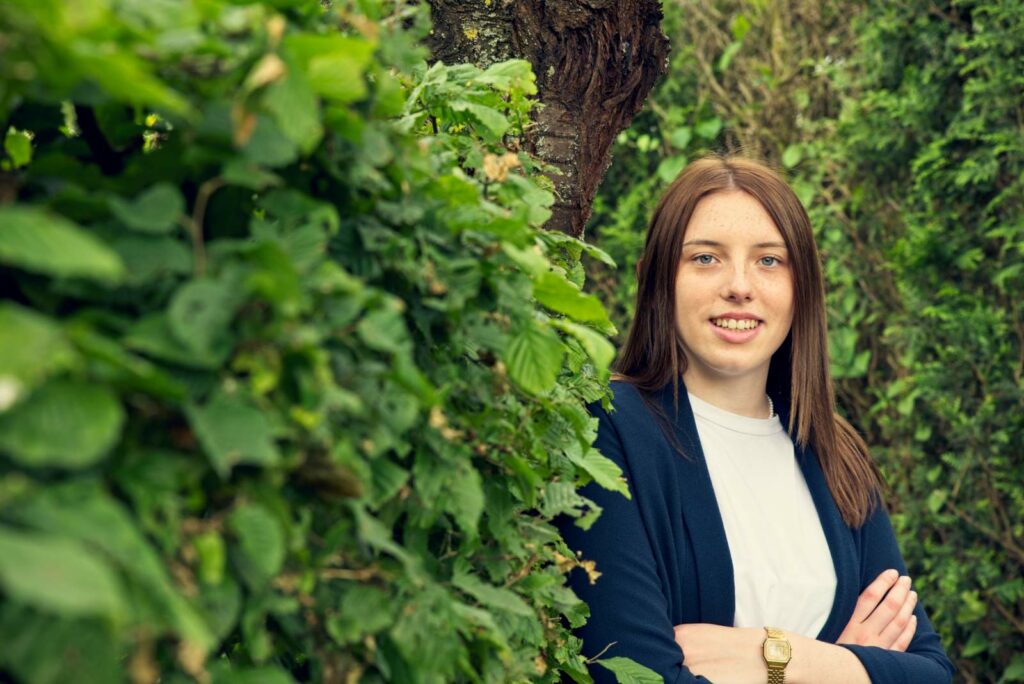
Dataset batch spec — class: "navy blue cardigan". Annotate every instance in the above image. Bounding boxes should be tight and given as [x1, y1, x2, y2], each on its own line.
[558, 380, 954, 683]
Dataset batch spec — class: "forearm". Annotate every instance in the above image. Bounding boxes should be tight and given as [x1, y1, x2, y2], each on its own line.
[676, 625, 872, 684]
[786, 631, 870, 684]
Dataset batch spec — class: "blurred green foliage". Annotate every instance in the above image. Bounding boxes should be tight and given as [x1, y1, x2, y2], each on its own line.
[0, 1, 640, 681]
[589, 0, 1024, 680]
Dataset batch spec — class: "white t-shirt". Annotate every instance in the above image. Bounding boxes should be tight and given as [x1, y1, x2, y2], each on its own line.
[689, 392, 837, 638]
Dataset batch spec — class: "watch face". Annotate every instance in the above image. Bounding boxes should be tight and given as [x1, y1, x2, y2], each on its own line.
[765, 640, 791, 662]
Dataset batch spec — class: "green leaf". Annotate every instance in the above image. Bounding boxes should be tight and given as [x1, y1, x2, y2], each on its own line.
[452, 572, 534, 617]
[0, 206, 124, 282]
[668, 127, 692, 149]
[110, 235, 192, 284]
[0, 303, 77, 412]
[186, 392, 281, 476]
[503, 241, 550, 276]
[0, 527, 125, 619]
[504, 322, 564, 396]
[168, 277, 243, 362]
[567, 446, 630, 498]
[451, 101, 510, 138]
[108, 183, 184, 234]
[695, 117, 723, 140]
[533, 272, 611, 326]
[4, 127, 33, 168]
[782, 144, 803, 169]
[446, 462, 484, 538]
[13, 483, 214, 649]
[595, 657, 663, 683]
[263, 70, 323, 154]
[475, 59, 538, 95]
[326, 586, 395, 644]
[717, 41, 743, 72]
[552, 320, 615, 381]
[927, 489, 948, 514]
[657, 155, 688, 184]
[1003, 655, 1024, 682]
[307, 54, 370, 102]
[356, 305, 409, 353]
[229, 504, 285, 589]
[0, 379, 124, 469]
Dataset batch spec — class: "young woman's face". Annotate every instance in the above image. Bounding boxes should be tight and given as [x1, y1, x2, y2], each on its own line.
[674, 190, 795, 388]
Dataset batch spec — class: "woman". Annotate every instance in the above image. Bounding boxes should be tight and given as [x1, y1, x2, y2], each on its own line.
[559, 156, 954, 683]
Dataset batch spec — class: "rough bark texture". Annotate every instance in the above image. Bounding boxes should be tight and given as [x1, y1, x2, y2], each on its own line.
[427, 0, 669, 237]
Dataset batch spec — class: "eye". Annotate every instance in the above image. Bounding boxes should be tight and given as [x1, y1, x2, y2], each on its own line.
[694, 254, 716, 265]
[759, 256, 782, 267]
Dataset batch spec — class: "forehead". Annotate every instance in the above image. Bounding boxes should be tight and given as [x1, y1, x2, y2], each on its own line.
[684, 190, 784, 244]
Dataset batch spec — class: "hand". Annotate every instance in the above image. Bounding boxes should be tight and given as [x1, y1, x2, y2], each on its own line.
[837, 569, 918, 651]
[674, 623, 765, 684]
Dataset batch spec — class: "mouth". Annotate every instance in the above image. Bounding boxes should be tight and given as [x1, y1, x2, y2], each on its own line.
[710, 317, 762, 331]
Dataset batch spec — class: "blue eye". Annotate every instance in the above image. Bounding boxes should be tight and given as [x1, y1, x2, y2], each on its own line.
[695, 254, 715, 265]
[760, 256, 780, 267]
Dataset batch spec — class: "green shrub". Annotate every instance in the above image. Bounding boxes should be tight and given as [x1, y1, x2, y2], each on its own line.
[0, 1, 634, 681]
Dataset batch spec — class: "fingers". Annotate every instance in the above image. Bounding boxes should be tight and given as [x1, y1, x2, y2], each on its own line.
[862, 575, 913, 637]
[892, 614, 918, 652]
[849, 569, 900, 624]
[878, 589, 918, 648]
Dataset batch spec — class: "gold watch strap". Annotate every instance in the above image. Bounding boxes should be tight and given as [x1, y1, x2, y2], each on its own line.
[764, 627, 788, 684]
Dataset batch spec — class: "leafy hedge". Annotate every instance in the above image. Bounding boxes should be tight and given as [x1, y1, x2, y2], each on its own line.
[590, 0, 1024, 680]
[0, 2, 645, 682]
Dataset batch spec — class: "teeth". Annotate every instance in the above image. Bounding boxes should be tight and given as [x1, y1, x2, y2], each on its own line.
[713, 318, 759, 331]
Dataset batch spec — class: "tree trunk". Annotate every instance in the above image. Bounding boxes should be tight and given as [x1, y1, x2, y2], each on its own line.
[427, 0, 669, 238]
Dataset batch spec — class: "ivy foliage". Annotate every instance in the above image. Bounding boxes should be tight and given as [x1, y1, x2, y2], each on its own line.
[0, 1, 643, 681]
[590, 0, 1024, 680]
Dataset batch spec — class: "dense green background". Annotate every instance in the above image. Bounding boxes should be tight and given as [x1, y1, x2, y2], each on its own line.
[590, 1, 1024, 681]
[1, 0, 1021, 682]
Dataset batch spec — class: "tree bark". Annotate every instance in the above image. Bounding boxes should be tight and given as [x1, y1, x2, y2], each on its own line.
[427, 0, 669, 238]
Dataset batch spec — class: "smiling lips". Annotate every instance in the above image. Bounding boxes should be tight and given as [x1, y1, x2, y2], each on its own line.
[711, 316, 762, 331]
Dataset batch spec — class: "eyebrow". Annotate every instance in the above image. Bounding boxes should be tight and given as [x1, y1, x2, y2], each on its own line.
[682, 239, 788, 249]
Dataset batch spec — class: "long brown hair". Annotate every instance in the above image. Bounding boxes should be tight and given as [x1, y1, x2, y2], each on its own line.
[615, 154, 881, 527]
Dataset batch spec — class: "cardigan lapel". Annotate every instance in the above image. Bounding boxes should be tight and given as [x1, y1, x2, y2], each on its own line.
[656, 383, 736, 626]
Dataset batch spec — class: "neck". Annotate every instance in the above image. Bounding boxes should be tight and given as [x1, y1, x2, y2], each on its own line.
[682, 367, 772, 419]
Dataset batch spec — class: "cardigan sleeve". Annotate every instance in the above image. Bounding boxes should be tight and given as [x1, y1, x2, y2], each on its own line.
[838, 500, 955, 684]
[557, 402, 710, 684]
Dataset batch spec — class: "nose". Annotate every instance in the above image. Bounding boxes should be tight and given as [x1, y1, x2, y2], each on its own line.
[723, 263, 754, 302]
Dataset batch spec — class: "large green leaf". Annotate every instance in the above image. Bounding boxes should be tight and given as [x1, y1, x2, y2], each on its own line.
[504, 322, 564, 396]
[168, 277, 243, 361]
[108, 183, 185, 234]
[533, 271, 612, 327]
[229, 504, 285, 589]
[0, 379, 124, 469]
[263, 68, 323, 154]
[452, 572, 533, 617]
[0, 607, 119, 684]
[186, 391, 281, 476]
[0, 206, 124, 282]
[552, 320, 615, 381]
[594, 657, 663, 683]
[0, 303, 78, 412]
[446, 461, 484, 539]
[0, 527, 126, 619]
[566, 445, 630, 498]
[14, 483, 213, 648]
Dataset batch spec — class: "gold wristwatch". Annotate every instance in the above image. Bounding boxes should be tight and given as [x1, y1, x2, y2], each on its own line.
[762, 626, 792, 684]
